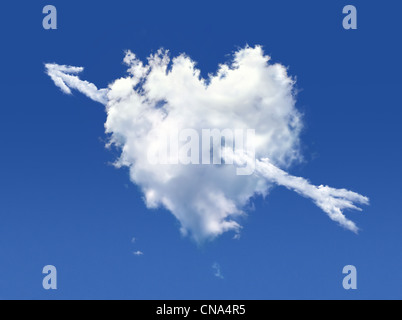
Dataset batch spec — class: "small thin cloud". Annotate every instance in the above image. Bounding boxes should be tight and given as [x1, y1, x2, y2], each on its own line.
[212, 263, 224, 279]
[233, 233, 241, 240]
[131, 237, 136, 244]
[133, 251, 144, 256]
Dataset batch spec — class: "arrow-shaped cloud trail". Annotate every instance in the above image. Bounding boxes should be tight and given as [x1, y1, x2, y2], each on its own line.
[45, 63, 108, 104]
[228, 151, 368, 233]
[45, 46, 369, 240]
[256, 158, 368, 233]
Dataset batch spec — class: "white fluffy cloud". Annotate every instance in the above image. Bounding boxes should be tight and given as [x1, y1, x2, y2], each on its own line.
[45, 46, 369, 242]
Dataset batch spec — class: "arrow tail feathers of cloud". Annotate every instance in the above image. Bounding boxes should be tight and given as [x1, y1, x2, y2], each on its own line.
[45, 63, 108, 105]
[254, 158, 369, 233]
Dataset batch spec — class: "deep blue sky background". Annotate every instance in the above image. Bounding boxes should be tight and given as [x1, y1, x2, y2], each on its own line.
[0, 0, 401, 299]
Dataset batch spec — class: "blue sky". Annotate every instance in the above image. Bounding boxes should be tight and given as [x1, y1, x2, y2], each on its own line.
[0, 0, 401, 299]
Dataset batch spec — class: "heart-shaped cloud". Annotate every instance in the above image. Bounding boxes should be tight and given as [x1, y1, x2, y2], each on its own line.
[46, 46, 369, 242]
